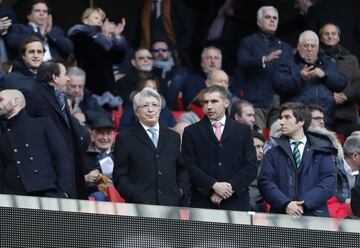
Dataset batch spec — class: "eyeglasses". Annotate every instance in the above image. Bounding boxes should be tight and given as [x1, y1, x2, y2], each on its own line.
[138, 103, 160, 110]
[137, 56, 153, 60]
[152, 48, 168, 53]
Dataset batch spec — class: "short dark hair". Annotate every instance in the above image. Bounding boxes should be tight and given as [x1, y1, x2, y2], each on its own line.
[36, 60, 65, 82]
[19, 36, 45, 56]
[203, 85, 228, 100]
[230, 99, 253, 119]
[279, 102, 311, 131]
[137, 77, 160, 91]
[307, 104, 325, 114]
[252, 130, 265, 143]
[27, 0, 51, 15]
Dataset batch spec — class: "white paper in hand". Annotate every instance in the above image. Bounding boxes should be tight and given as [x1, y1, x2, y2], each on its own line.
[99, 157, 114, 178]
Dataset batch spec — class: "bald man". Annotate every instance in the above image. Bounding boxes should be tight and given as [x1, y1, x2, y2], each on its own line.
[273, 30, 347, 129]
[0, 89, 74, 197]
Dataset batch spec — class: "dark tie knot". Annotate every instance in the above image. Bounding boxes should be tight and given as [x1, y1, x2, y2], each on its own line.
[291, 141, 302, 148]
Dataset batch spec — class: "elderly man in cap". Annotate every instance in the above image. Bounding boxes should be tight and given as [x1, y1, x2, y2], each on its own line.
[83, 117, 115, 200]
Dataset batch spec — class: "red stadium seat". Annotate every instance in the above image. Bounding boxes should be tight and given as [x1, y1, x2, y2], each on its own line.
[112, 108, 123, 130]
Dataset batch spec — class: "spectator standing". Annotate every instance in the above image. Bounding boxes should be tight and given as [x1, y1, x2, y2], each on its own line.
[182, 85, 257, 210]
[0, 89, 73, 198]
[237, 6, 293, 128]
[318, 23, 360, 135]
[113, 87, 189, 206]
[6, 0, 73, 61]
[258, 102, 337, 217]
[68, 7, 126, 95]
[273, 30, 347, 129]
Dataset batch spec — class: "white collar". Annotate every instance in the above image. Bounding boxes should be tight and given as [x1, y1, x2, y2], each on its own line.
[210, 115, 226, 127]
[140, 122, 160, 132]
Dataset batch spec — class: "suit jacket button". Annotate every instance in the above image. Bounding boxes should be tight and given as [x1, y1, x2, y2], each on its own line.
[29, 157, 34, 160]
[16, 161, 21, 165]
[156, 154, 159, 158]
[158, 171, 162, 175]
[7, 128, 10, 132]
[219, 144, 222, 147]
[34, 170, 38, 173]
[25, 144, 29, 147]
[17, 175, 20, 179]
[13, 149, 17, 152]
[158, 190, 162, 194]
[218, 162, 222, 166]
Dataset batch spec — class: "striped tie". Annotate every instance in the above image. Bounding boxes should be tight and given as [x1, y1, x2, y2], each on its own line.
[292, 141, 302, 168]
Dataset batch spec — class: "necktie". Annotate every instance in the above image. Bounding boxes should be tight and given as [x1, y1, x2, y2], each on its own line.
[292, 141, 302, 168]
[213, 122, 222, 141]
[54, 90, 66, 111]
[148, 128, 158, 148]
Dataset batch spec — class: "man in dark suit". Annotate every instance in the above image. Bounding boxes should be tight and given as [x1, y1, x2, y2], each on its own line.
[182, 85, 258, 211]
[5, 0, 73, 60]
[23, 60, 89, 199]
[113, 87, 189, 206]
[237, 6, 293, 128]
[0, 89, 73, 197]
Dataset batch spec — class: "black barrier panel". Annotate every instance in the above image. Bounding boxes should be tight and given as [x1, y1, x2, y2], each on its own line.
[1, 206, 360, 248]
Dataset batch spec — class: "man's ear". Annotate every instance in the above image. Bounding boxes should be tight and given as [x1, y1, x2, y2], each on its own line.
[52, 74, 57, 84]
[131, 59, 136, 67]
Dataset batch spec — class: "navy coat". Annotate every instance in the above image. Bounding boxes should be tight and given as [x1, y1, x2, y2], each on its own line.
[273, 53, 347, 128]
[23, 81, 89, 199]
[113, 121, 189, 206]
[6, 23, 73, 59]
[68, 24, 126, 95]
[258, 132, 337, 217]
[182, 117, 258, 211]
[237, 31, 293, 108]
[0, 110, 73, 196]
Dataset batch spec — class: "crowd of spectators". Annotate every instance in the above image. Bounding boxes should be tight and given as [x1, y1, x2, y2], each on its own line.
[1, 0, 360, 219]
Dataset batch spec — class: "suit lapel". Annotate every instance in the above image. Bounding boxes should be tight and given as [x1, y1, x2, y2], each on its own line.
[157, 127, 170, 153]
[37, 83, 71, 128]
[220, 118, 233, 143]
[199, 117, 219, 144]
[132, 122, 157, 151]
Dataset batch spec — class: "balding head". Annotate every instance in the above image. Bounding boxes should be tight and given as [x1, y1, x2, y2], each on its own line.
[205, 69, 229, 89]
[0, 90, 26, 119]
[297, 30, 319, 64]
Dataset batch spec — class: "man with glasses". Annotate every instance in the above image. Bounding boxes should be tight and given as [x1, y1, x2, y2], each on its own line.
[308, 104, 325, 128]
[113, 48, 155, 105]
[113, 87, 189, 206]
[273, 30, 347, 129]
[151, 40, 188, 109]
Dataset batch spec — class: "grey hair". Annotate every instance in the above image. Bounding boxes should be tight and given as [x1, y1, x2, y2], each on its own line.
[319, 23, 341, 37]
[256, 6, 278, 22]
[133, 87, 162, 110]
[67, 66, 86, 79]
[344, 136, 360, 158]
[298, 30, 319, 45]
[201, 46, 222, 60]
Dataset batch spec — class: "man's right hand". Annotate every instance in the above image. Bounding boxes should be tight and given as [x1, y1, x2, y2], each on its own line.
[285, 200, 304, 217]
[212, 182, 233, 199]
[264, 49, 282, 62]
